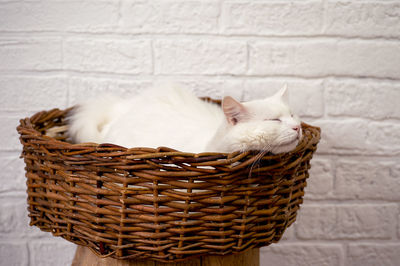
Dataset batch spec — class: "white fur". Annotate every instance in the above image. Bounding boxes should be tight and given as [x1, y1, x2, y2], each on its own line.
[68, 85, 302, 154]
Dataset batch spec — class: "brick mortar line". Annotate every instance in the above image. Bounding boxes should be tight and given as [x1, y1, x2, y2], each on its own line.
[308, 153, 400, 161]
[1, 31, 400, 42]
[2, 72, 400, 84]
[1, 70, 400, 82]
[272, 240, 400, 245]
[150, 40, 155, 75]
[301, 200, 400, 205]
[311, 117, 400, 124]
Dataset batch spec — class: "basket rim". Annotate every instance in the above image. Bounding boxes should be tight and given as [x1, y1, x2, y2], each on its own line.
[17, 106, 321, 159]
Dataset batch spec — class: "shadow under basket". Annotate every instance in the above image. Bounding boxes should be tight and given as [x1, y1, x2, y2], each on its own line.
[17, 106, 321, 263]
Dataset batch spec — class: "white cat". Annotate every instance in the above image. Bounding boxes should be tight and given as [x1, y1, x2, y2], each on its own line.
[68, 85, 302, 154]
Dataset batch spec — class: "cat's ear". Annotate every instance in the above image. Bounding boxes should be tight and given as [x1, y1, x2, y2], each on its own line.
[274, 84, 289, 104]
[222, 96, 247, 125]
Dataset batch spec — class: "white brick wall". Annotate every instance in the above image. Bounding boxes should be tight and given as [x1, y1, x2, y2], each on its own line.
[1, 1, 399, 265]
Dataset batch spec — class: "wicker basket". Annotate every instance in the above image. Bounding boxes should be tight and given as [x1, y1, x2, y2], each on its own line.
[17, 104, 320, 263]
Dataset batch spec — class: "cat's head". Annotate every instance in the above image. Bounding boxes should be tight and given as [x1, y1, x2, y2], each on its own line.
[222, 85, 302, 154]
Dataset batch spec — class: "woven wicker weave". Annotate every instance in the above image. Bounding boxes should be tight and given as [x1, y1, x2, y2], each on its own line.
[17, 105, 320, 263]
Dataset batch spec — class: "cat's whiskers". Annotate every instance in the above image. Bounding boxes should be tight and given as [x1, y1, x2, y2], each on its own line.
[249, 131, 298, 178]
[268, 132, 299, 153]
[248, 143, 271, 178]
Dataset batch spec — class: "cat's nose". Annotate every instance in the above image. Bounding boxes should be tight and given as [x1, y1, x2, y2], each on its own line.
[292, 125, 300, 133]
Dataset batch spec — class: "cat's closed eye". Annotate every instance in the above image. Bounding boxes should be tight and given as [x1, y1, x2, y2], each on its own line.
[265, 118, 281, 122]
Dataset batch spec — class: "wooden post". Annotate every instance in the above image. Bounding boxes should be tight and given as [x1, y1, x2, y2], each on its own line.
[71, 246, 259, 266]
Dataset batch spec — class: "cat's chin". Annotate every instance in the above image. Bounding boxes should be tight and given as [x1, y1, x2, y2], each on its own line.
[270, 138, 299, 154]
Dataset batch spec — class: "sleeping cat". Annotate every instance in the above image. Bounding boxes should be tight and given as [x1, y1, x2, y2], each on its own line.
[68, 85, 302, 154]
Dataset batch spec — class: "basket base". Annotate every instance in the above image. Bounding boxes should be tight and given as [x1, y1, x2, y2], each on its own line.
[71, 246, 260, 266]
